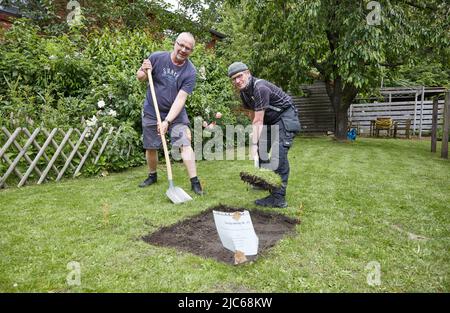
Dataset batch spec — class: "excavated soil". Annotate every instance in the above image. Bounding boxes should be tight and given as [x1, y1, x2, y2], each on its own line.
[142, 205, 300, 264]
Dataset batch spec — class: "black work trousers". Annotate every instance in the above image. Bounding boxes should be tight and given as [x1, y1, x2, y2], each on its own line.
[258, 108, 297, 196]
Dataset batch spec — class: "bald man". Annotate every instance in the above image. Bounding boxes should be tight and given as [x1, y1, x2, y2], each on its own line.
[136, 32, 203, 195]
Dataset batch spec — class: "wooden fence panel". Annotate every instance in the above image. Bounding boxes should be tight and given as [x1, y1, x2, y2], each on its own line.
[292, 81, 335, 133]
[0, 128, 41, 187]
[38, 128, 73, 184]
[291, 82, 446, 136]
[95, 127, 114, 165]
[2, 127, 43, 177]
[18, 128, 58, 187]
[349, 100, 445, 136]
[0, 128, 21, 158]
[73, 127, 103, 178]
[56, 127, 88, 182]
[441, 91, 450, 159]
[0, 126, 114, 188]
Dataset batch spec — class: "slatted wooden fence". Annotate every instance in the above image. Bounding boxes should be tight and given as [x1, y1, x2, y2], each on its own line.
[292, 81, 335, 133]
[0, 126, 114, 188]
[349, 100, 446, 137]
[292, 81, 446, 137]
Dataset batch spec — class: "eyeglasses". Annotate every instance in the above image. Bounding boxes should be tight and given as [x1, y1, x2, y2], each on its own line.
[231, 73, 245, 83]
[176, 41, 193, 52]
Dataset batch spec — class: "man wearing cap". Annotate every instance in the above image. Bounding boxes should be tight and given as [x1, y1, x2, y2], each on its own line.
[136, 32, 203, 195]
[228, 62, 301, 208]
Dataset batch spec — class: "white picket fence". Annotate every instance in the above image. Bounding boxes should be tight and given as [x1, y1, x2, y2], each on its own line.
[0, 126, 114, 188]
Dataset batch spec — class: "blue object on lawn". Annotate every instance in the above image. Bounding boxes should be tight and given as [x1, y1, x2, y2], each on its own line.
[347, 128, 357, 141]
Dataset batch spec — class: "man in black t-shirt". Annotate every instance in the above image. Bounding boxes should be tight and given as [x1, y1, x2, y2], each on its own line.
[228, 62, 301, 208]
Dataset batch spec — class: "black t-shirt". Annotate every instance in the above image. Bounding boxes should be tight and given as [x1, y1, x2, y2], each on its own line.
[240, 76, 292, 125]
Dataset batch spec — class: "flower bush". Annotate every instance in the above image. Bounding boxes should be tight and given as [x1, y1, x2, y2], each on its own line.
[0, 20, 241, 175]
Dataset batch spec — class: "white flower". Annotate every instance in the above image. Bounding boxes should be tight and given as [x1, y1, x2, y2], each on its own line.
[97, 100, 106, 109]
[49, 55, 57, 60]
[199, 65, 206, 80]
[108, 109, 117, 117]
[86, 115, 98, 127]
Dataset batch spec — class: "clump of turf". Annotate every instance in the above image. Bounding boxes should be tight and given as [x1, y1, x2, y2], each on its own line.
[239, 165, 282, 192]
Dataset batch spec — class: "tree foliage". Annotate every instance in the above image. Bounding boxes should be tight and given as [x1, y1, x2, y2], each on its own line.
[215, 3, 255, 66]
[176, 0, 224, 28]
[221, 0, 449, 139]
[0, 0, 215, 39]
[385, 59, 450, 87]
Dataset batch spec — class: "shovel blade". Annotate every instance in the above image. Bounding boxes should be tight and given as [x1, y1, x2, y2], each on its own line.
[166, 186, 192, 204]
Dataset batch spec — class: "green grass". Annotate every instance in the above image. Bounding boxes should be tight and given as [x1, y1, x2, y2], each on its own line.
[0, 137, 449, 292]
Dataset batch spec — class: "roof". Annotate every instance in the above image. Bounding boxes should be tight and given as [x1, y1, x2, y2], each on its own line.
[208, 28, 226, 39]
[380, 86, 447, 95]
[0, 6, 22, 18]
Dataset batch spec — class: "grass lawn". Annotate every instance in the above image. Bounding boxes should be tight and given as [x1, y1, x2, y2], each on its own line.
[0, 137, 449, 292]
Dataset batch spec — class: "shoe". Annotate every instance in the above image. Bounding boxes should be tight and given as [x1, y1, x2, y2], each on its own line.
[273, 197, 288, 208]
[139, 173, 157, 188]
[191, 179, 203, 195]
[255, 194, 287, 208]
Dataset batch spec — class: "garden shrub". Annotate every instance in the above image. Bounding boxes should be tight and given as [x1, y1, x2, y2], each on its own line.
[0, 20, 241, 180]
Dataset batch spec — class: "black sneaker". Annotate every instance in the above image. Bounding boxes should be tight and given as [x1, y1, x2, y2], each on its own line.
[272, 196, 288, 208]
[139, 173, 157, 188]
[255, 194, 287, 208]
[190, 178, 203, 195]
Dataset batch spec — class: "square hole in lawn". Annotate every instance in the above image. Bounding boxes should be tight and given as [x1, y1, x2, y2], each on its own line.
[142, 205, 300, 264]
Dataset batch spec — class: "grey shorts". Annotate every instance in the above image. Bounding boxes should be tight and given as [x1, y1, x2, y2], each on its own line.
[142, 114, 191, 150]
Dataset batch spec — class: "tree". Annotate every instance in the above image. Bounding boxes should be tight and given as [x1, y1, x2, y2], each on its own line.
[176, 0, 224, 28]
[214, 3, 255, 64]
[1, 0, 213, 39]
[224, 0, 449, 139]
[385, 58, 450, 88]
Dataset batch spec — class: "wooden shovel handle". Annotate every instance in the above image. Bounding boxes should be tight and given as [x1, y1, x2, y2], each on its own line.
[147, 69, 173, 181]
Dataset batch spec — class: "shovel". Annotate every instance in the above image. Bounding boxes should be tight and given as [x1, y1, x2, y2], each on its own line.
[147, 69, 192, 204]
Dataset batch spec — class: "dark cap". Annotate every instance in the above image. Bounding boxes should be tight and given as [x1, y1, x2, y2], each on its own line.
[227, 62, 249, 77]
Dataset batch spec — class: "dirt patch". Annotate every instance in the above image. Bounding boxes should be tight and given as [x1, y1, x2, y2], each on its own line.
[239, 172, 279, 192]
[142, 205, 300, 264]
